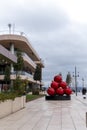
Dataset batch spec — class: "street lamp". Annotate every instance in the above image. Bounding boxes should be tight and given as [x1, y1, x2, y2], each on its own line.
[82, 78, 84, 88]
[8, 23, 11, 34]
[73, 66, 79, 96]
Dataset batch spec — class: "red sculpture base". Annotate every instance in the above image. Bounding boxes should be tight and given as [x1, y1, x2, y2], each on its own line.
[45, 95, 71, 100]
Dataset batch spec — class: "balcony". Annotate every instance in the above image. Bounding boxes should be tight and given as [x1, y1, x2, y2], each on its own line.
[0, 45, 17, 63]
[22, 53, 36, 70]
[0, 71, 34, 82]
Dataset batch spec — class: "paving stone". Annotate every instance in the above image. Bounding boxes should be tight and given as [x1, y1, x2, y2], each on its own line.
[0, 94, 86, 130]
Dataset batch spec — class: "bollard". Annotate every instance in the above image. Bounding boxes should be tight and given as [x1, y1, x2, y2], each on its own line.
[86, 112, 87, 127]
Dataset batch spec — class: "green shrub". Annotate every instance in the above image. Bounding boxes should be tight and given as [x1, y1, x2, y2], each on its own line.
[0, 92, 17, 102]
[13, 76, 25, 96]
[26, 94, 45, 102]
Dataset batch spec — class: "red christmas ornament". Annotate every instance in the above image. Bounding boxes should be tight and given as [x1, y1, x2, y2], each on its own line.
[54, 75, 62, 83]
[59, 81, 67, 89]
[47, 87, 55, 96]
[56, 87, 64, 95]
[65, 87, 72, 95]
[51, 81, 59, 90]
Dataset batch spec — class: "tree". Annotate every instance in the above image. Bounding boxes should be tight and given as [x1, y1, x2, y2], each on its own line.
[14, 50, 24, 76]
[59, 72, 62, 76]
[4, 65, 10, 91]
[33, 65, 42, 93]
[34, 65, 41, 81]
[13, 76, 25, 95]
[66, 72, 72, 86]
[4, 65, 10, 84]
[13, 50, 26, 94]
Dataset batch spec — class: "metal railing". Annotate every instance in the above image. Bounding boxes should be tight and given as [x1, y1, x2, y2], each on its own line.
[0, 71, 33, 78]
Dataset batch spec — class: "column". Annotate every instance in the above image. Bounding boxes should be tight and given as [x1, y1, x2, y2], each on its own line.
[10, 43, 14, 73]
[10, 43, 14, 91]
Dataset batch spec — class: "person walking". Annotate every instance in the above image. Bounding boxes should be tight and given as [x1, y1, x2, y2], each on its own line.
[82, 87, 86, 99]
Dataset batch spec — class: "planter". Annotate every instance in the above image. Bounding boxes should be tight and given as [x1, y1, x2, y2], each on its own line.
[0, 96, 26, 118]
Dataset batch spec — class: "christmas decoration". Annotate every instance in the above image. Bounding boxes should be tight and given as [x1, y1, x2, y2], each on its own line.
[46, 74, 72, 100]
[59, 81, 67, 89]
[47, 87, 55, 96]
[56, 87, 64, 95]
[51, 81, 59, 90]
[54, 75, 62, 83]
[65, 87, 72, 95]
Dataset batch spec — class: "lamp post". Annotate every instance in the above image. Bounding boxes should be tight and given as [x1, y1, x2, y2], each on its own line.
[82, 78, 84, 88]
[73, 66, 79, 96]
[8, 23, 11, 34]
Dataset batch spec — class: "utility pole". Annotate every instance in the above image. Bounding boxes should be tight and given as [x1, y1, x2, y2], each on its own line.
[82, 78, 84, 88]
[73, 66, 79, 96]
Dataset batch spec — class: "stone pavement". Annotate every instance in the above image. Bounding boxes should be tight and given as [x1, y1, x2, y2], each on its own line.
[0, 93, 87, 130]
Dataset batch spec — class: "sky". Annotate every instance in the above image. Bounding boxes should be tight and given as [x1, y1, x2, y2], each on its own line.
[0, 0, 87, 87]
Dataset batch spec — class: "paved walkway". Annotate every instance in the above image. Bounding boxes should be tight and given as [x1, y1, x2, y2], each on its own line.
[0, 93, 87, 130]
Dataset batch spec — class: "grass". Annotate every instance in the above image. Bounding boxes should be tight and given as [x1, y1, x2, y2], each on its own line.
[26, 93, 45, 102]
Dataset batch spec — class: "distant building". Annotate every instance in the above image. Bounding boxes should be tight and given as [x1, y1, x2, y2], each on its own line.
[71, 86, 82, 92]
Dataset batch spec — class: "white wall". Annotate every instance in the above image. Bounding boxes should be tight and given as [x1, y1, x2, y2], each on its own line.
[0, 96, 26, 119]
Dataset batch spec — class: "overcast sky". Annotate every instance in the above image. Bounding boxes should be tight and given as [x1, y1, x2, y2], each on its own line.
[0, 0, 87, 87]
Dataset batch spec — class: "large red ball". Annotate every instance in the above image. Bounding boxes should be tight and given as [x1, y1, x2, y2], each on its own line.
[54, 75, 62, 83]
[51, 81, 58, 90]
[65, 88, 72, 95]
[56, 87, 64, 95]
[59, 81, 67, 89]
[47, 87, 55, 96]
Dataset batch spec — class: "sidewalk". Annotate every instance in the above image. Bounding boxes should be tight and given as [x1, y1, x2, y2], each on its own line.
[0, 93, 87, 130]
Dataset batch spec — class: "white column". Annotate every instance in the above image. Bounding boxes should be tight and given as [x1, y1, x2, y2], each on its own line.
[10, 43, 15, 90]
[10, 43, 14, 54]
[11, 64, 14, 73]
[10, 43, 14, 73]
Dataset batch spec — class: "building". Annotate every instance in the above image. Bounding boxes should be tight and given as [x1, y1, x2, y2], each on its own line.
[0, 32, 44, 91]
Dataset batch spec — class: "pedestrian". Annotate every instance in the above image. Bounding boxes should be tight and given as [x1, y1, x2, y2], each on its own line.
[82, 87, 86, 99]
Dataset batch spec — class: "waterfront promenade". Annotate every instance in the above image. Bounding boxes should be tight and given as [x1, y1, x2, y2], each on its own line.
[0, 93, 87, 130]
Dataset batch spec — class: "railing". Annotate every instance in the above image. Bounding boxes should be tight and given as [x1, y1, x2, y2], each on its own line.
[0, 71, 33, 78]
[11, 71, 33, 78]
[22, 53, 36, 69]
[0, 30, 27, 37]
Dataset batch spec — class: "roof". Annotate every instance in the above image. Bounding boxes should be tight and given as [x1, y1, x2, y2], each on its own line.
[0, 34, 40, 61]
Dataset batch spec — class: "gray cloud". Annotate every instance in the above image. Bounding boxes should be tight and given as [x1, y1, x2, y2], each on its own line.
[0, 0, 87, 87]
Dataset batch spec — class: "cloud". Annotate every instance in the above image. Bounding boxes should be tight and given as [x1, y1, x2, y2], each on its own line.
[0, 0, 87, 87]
